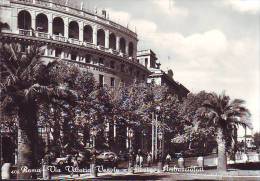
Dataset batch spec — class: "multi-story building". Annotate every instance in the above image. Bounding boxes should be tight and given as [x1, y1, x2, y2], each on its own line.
[137, 49, 189, 99]
[0, 0, 190, 159]
[0, 0, 150, 87]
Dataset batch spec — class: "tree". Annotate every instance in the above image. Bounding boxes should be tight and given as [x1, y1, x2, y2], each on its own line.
[180, 92, 215, 150]
[253, 132, 260, 149]
[200, 92, 251, 172]
[0, 43, 79, 179]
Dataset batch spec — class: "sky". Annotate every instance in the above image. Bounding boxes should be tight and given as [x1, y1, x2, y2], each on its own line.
[61, 0, 260, 135]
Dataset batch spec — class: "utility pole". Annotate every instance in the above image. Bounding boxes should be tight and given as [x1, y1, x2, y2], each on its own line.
[244, 125, 247, 153]
[151, 112, 154, 161]
[155, 114, 158, 161]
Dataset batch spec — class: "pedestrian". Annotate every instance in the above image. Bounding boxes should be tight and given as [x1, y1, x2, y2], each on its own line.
[166, 153, 171, 166]
[140, 155, 144, 167]
[147, 153, 152, 167]
[136, 154, 140, 167]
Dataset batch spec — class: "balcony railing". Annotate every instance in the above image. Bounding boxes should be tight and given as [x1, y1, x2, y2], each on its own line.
[69, 38, 81, 45]
[6, 29, 148, 72]
[10, 0, 137, 38]
[36, 31, 50, 39]
[52, 35, 66, 42]
[82, 41, 96, 49]
[19, 29, 32, 36]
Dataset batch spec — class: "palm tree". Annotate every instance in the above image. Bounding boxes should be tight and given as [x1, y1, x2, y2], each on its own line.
[0, 42, 78, 179]
[201, 92, 251, 172]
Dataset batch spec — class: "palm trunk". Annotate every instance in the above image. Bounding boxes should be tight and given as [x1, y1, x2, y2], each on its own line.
[216, 127, 227, 172]
[17, 101, 38, 179]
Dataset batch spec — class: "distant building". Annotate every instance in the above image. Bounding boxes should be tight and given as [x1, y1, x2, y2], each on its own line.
[137, 49, 189, 99]
[237, 135, 256, 149]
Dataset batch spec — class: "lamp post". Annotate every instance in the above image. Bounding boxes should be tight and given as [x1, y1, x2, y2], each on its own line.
[155, 106, 160, 161]
[90, 127, 98, 177]
[128, 128, 134, 174]
[158, 131, 163, 171]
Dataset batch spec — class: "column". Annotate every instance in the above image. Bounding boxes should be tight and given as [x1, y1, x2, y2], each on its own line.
[126, 127, 129, 149]
[64, 17, 69, 39]
[48, 13, 53, 35]
[12, 8, 18, 33]
[152, 112, 154, 161]
[133, 41, 137, 59]
[105, 29, 109, 49]
[61, 51, 65, 59]
[79, 21, 84, 42]
[52, 48, 56, 57]
[116, 36, 120, 51]
[31, 11, 36, 31]
[113, 119, 116, 140]
[125, 40, 129, 56]
[93, 25, 97, 45]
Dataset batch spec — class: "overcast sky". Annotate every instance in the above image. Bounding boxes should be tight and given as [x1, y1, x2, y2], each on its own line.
[63, 0, 260, 135]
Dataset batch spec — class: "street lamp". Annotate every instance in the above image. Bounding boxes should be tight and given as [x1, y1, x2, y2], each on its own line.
[128, 128, 134, 174]
[158, 131, 163, 171]
[90, 127, 98, 177]
[153, 106, 160, 161]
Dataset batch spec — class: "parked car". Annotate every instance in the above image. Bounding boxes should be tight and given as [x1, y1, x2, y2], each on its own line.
[175, 152, 183, 159]
[52, 155, 72, 172]
[96, 151, 119, 167]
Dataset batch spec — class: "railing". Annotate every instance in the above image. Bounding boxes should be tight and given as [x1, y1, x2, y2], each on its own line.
[69, 38, 81, 45]
[36, 31, 50, 39]
[19, 29, 32, 36]
[35, 0, 50, 7]
[82, 41, 96, 49]
[52, 34, 66, 42]
[6, 30, 148, 72]
[97, 45, 105, 51]
[10, 0, 137, 38]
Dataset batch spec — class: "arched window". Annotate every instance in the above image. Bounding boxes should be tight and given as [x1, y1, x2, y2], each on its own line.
[69, 21, 79, 39]
[18, 10, 31, 30]
[109, 33, 116, 50]
[97, 29, 105, 46]
[36, 13, 48, 32]
[119, 37, 126, 53]
[128, 42, 134, 57]
[83, 25, 93, 43]
[53, 17, 64, 36]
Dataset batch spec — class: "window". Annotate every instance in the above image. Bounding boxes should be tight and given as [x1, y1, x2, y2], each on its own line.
[121, 64, 125, 72]
[71, 52, 77, 60]
[110, 77, 115, 87]
[85, 54, 91, 63]
[110, 61, 115, 69]
[145, 58, 148, 67]
[99, 58, 104, 66]
[55, 48, 62, 58]
[99, 74, 104, 86]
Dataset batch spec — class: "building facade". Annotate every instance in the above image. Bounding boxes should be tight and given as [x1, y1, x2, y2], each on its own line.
[0, 0, 150, 87]
[0, 0, 190, 160]
[137, 49, 189, 99]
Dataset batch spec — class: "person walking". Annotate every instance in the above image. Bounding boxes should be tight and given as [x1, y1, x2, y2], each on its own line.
[147, 153, 152, 167]
[140, 155, 144, 167]
[136, 154, 140, 167]
[165, 153, 171, 166]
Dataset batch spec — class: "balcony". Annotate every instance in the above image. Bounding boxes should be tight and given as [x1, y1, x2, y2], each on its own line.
[2, 30, 150, 73]
[10, 0, 137, 38]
